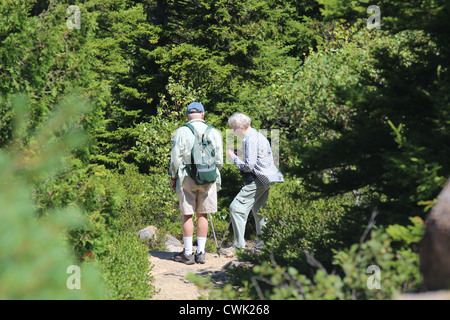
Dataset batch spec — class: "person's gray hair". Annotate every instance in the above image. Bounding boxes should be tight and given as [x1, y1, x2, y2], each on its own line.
[187, 111, 204, 120]
[228, 113, 251, 129]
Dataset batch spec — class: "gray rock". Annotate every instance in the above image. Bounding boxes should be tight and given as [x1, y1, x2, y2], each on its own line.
[137, 226, 182, 251]
[163, 234, 182, 251]
[420, 179, 450, 290]
[137, 226, 158, 240]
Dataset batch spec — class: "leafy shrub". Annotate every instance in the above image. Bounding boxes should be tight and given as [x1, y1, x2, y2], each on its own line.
[201, 217, 423, 300]
[100, 231, 155, 300]
[257, 176, 354, 272]
[259, 21, 382, 166]
[0, 180, 106, 299]
[116, 164, 180, 234]
[331, 225, 423, 300]
[34, 161, 122, 259]
[34, 161, 167, 300]
[0, 94, 106, 299]
[285, 20, 449, 225]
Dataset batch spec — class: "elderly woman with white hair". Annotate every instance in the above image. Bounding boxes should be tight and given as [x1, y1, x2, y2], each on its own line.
[222, 112, 284, 256]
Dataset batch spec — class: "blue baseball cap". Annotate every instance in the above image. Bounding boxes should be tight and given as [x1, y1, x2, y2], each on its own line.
[187, 102, 205, 114]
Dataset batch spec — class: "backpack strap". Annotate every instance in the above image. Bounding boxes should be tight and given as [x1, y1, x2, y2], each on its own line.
[183, 123, 197, 136]
[183, 123, 214, 141]
[203, 125, 213, 139]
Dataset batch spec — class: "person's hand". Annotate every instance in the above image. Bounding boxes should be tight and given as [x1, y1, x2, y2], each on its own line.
[170, 178, 176, 192]
[226, 149, 236, 160]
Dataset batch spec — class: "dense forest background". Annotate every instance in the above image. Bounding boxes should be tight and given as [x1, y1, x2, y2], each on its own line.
[1, 0, 449, 299]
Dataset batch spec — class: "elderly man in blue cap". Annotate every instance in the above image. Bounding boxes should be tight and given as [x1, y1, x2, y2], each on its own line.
[168, 102, 223, 264]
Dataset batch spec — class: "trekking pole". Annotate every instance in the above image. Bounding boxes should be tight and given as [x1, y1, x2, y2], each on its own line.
[208, 212, 220, 256]
[218, 220, 232, 251]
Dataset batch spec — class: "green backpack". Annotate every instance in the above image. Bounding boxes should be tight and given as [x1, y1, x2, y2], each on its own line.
[184, 123, 217, 185]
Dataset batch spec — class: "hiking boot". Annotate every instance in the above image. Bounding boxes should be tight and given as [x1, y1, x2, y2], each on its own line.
[254, 239, 264, 254]
[173, 251, 195, 265]
[195, 251, 206, 264]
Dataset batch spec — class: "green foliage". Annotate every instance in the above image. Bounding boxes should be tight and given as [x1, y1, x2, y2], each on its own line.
[300, 1, 450, 217]
[0, 94, 105, 299]
[294, 13, 450, 224]
[259, 21, 381, 167]
[116, 164, 179, 234]
[2, 0, 448, 300]
[386, 216, 425, 246]
[203, 218, 423, 300]
[112, 0, 322, 118]
[257, 177, 354, 272]
[92, 106, 143, 170]
[0, 182, 105, 299]
[35, 162, 122, 258]
[331, 225, 423, 300]
[100, 231, 155, 300]
[0, 0, 106, 151]
[317, 0, 363, 22]
[133, 113, 179, 174]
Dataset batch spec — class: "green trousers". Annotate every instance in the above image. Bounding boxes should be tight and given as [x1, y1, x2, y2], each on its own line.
[229, 178, 270, 249]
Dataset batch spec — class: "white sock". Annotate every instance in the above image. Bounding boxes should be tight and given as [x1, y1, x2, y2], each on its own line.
[183, 236, 193, 255]
[196, 237, 206, 254]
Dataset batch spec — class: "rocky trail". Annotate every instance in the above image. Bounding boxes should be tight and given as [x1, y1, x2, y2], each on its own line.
[148, 247, 239, 300]
[139, 226, 245, 300]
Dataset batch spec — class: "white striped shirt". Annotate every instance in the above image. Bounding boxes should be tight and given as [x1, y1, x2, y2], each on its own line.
[231, 128, 284, 186]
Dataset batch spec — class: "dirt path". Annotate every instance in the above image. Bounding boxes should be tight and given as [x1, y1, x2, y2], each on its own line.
[149, 246, 239, 300]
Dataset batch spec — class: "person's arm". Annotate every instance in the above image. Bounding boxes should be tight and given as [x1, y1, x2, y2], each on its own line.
[168, 128, 185, 189]
[170, 177, 176, 191]
[213, 129, 224, 170]
[232, 137, 257, 172]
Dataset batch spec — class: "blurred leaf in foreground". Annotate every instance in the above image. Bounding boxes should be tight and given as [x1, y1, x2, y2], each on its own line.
[0, 94, 105, 299]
